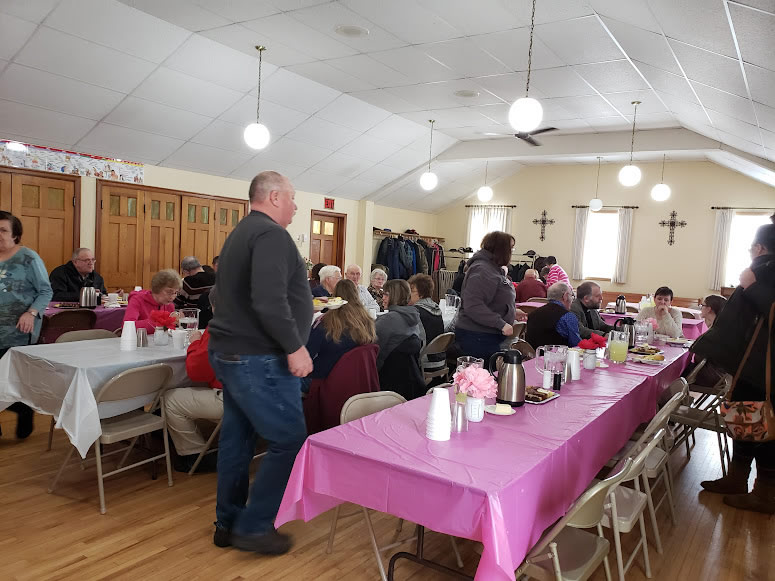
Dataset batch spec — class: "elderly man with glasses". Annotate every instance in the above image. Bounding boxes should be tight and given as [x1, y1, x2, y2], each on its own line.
[49, 247, 107, 301]
[525, 282, 581, 349]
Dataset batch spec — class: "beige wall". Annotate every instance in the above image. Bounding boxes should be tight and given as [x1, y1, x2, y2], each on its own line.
[437, 161, 775, 299]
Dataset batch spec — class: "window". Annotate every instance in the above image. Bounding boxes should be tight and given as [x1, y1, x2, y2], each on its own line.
[466, 206, 512, 250]
[582, 211, 619, 279]
[724, 213, 771, 287]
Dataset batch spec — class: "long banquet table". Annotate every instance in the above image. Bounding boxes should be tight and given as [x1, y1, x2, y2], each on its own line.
[276, 345, 690, 580]
[44, 303, 128, 332]
[599, 311, 707, 339]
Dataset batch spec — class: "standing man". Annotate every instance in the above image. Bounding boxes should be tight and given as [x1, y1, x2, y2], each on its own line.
[344, 264, 379, 310]
[571, 281, 613, 338]
[208, 171, 313, 554]
[49, 248, 107, 301]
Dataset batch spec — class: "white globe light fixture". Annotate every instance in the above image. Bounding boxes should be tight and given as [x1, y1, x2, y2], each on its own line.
[508, 0, 544, 134]
[589, 156, 604, 211]
[477, 185, 493, 202]
[420, 171, 438, 191]
[650, 155, 671, 201]
[618, 100, 642, 187]
[243, 46, 271, 150]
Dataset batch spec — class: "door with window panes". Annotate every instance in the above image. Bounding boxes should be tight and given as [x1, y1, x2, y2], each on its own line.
[143, 191, 181, 289]
[309, 210, 345, 270]
[214, 200, 245, 257]
[180, 197, 216, 267]
[99, 185, 145, 290]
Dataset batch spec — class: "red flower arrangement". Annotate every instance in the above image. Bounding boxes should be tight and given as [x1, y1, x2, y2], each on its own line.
[578, 333, 607, 350]
[150, 310, 177, 330]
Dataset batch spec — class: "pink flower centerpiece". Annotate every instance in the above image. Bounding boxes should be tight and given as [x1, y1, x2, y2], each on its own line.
[646, 317, 658, 330]
[453, 365, 497, 399]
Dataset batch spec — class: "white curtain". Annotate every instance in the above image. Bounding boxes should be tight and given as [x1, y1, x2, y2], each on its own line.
[708, 208, 735, 291]
[571, 207, 588, 280]
[611, 208, 633, 284]
[467, 206, 513, 250]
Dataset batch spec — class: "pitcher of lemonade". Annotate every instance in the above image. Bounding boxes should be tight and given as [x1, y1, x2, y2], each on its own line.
[608, 330, 629, 363]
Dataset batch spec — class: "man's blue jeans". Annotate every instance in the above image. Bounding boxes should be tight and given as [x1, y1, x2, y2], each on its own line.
[209, 351, 307, 536]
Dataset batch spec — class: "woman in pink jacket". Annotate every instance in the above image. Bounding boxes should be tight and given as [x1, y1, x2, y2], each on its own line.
[123, 269, 182, 332]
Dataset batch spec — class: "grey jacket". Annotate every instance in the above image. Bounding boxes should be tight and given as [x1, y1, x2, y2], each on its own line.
[456, 249, 516, 334]
[570, 298, 613, 339]
[375, 305, 426, 369]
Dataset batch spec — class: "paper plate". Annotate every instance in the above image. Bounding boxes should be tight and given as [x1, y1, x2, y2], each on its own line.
[313, 299, 348, 312]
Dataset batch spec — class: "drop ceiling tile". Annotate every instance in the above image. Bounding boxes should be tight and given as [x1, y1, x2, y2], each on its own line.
[364, 114, 428, 145]
[337, 134, 403, 162]
[230, 156, 306, 181]
[586, 116, 631, 131]
[385, 80, 503, 111]
[0, 131, 76, 153]
[348, 89, 422, 113]
[133, 67, 242, 118]
[536, 16, 624, 65]
[669, 40, 748, 98]
[0, 58, 7, 75]
[117, 0, 232, 32]
[292, 169, 351, 193]
[311, 151, 375, 177]
[420, 38, 511, 78]
[543, 95, 620, 118]
[261, 68, 340, 115]
[417, 0, 522, 35]
[574, 60, 650, 93]
[746, 64, 775, 108]
[286, 2, 405, 53]
[468, 28, 564, 72]
[602, 18, 683, 77]
[271, 0, 335, 10]
[219, 95, 309, 136]
[627, 111, 679, 129]
[660, 93, 709, 119]
[200, 23, 313, 67]
[242, 13, 357, 61]
[632, 61, 698, 102]
[286, 116, 360, 150]
[714, 129, 765, 157]
[369, 46, 458, 85]
[590, 1, 662, 34]
[286, 61, 375, 93]
[195, 0, 280, 22]
[0, 0, 60, 23]
[527, 67, 596, 99]
[162, 142, 252, 175]
[356, 163, 406, 183]
[46, 0, 188, 63]
[603, 90, 666, 115]
[77, 122, 183, 162]
[543, 118, 594, 133]
[0, 64, 125, 120]
[691, 82, 757, 125]
[760, 129, 775, 151]
[0, 11, 36, 59]
[754, 102, 775, 133]
[16, 27, 156, 93]
[405, 129, 457, 155]
[402, 108, 494, 129]
[185, 119, 256, 152]
[513, 0, 594, 24]
[649, 0, 738, 58]
[330, 177, 380, 199]
[381, 147, 428, 171]
[473, 73, 532, 103]
[324, 54, 413, 88]
[707, 110, 763, 143]
[341, 0, 461, 44]
[316, 94, 391, 132]
[105, 97, 212, 140]
[0, 99, 96, 144]
[261, 136, 333, 166]
[732, 1, 775, 11]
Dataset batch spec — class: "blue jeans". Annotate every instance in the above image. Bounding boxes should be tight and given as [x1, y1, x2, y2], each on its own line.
[455, 327, 505, 363]
[209, 351, 307, 536]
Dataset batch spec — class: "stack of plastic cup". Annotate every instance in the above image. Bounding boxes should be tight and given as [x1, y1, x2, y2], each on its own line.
[426, 386, 452, 441]
[120, 321, 137, 351]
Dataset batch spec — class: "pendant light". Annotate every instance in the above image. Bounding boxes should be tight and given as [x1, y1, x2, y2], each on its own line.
[589, 157, 603, 212]
[477, 161, 493, 201]
[508, 0, 543, 133]
[419, 120, 438, 191]
[243, 46, 270, 150]
[651, 154, 672, 201]
[618, 101, 642, 187]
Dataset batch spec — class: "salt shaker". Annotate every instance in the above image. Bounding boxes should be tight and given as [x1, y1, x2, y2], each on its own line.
[136, 328, 148, 347]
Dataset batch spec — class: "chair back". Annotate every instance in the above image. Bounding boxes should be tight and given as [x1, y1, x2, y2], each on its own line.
[56, 329, 117, 342]
[420, 332, 455, 357]
[626, 305, 639, 313]
[509, 339, 536, 361]
[618, 429, 666, 482]
[633, 379, 687, 448]
[40, 309, 98, 343]
[340, 391, 407, 424]
[684, 359, 707, 385]
[681, 310, 697, 319]
[519, 305, 538, 316]
[527, 297, 549, 303]
[379, 335, 425, 400]
[426, 382, 453, 396]
[95, 363, 173, 405]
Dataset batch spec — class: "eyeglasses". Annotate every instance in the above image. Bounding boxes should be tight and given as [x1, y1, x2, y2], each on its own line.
[160, 288, 179, 296]
[77, 258, 97, 263]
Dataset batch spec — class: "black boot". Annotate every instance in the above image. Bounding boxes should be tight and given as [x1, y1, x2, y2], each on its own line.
[8, 402, 34, 439]
[723, 467, 775, 514]
[701, 459, 751, 494]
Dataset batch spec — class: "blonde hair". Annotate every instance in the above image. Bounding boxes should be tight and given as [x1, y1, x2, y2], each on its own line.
[151, 269, 182, 294]
[322, 279, 376, 345]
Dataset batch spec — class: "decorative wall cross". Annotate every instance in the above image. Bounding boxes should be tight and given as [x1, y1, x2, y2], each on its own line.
[659, 210, 687, 246]
[532, 210, 555, 241]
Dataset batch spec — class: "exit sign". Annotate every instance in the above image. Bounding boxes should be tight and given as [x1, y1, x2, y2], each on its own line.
[324, 197, 335, 209]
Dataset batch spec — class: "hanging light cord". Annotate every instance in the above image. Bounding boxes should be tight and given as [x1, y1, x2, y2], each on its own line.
[484, 160, 489, 184]
[628, 101, 639, 164]
[256, 46, 265, 123]
[660, 154, 666, 183]
[525, 0, 537, 97]
[427, 120, 435, 172]
[595, 156, 601, 198]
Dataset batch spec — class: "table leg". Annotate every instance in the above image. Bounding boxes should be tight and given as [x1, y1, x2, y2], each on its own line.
[387, 526, 473, 581]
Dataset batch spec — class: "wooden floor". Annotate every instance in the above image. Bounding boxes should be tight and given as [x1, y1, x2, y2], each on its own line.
[1, 410, 773, 581]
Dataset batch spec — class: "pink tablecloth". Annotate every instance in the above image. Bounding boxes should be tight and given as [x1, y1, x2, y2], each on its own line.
[599, 312, 707, 339]
[277, 349, 690, 581]
[44, 303, 127, 333]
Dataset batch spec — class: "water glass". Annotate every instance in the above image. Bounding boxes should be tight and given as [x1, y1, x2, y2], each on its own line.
[179, 308, 200, 346]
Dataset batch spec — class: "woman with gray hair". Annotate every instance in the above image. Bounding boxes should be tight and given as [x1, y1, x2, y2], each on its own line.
[123, 269, 182, 332]
[368, 268, 388, 312]
[311, 265, 342, 297]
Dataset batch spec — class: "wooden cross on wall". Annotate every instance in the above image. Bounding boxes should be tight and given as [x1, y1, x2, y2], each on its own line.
[659, 210, 687, 246]
[532, 210, 555, 241]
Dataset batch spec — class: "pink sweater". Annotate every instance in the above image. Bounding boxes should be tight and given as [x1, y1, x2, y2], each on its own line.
[545, 264, 570, 287]
[124, 290, 175, 332]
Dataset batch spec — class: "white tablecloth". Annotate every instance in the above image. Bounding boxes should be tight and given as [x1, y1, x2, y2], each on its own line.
[0, 338, 188, 457]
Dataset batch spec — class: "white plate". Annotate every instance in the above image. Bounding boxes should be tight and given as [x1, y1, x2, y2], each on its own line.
[313, 299, 347, 312]
[665, 338, 690, 345]
[596, 361, 609, 368]
[628, 355, 664, 366]
[524, 389, 560, 405]
[628, 347, 664, 356]
[485, 404, 516, 416]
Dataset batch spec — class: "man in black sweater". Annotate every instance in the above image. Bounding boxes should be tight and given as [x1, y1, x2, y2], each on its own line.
[208, 171, 313, 555]
[174, 255, 215, 310]
[49, 248, 107, 301]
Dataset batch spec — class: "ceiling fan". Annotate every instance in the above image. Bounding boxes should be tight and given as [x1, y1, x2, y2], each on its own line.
[514, 126, 558, 146]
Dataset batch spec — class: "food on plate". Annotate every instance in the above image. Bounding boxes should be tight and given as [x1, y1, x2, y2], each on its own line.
[495, 403, 511, 414]
[525, 386, 557, 403]
[644, 354, 665, 361]
[629, 344, 662, 355]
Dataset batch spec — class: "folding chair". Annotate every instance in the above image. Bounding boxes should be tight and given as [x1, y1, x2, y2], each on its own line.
[39, 309, 97, 343]
[527, 297, 549, 303]
[188, 418, 222, 476]
[420, 332, 455, 384]
[47, 363, 174, 514]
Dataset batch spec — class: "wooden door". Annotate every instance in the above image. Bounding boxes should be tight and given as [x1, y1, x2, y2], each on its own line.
[214, 199, 245, 258]
[99, 185, 144, 290]
[143, 190, 181, 288]
[0, 171, 11, 211]
[11, 174, 74, 273]
[180, 196, 216, 266]
[309, 210, 346, 270]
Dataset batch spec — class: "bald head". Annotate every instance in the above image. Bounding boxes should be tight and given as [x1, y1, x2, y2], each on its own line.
[523, 268, 538, 280]
[249, 171, 286, 203]
[248, 170, 297, 228]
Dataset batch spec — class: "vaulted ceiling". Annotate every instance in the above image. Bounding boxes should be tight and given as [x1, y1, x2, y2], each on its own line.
[0, 0, 773, 212]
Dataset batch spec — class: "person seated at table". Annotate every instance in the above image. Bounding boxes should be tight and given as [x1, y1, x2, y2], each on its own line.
[164, 288, 221, 473]
[408, 274, 445, 376]
[308, 262, 326, 290]
[124, 269, 181, 332]
[304, 280, 376, 390]
[376, 279, 425, 370]
[175, 256, 215, 310]
[539, 265, 550, 284]
[514, 268, 547, 303]
[311, 265, 342, 298]
[368, 268, 388, 312]
[676, 294, 729, 393]
[525, 282, 581, 349]
[544, 256, 570, 286]
[212, 255, 219, 273]
[637, 286, 683, 337]
[700, 294, 727, 329]
[344, 263, 379, 311]
[49, 247, 107, 302]
[571, 281, 613, 339]
[0, 211, 53, 439]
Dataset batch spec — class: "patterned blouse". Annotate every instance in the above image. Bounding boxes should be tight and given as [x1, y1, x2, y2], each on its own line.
[367, 285, 385, 312]
[0, 247, 53, 348]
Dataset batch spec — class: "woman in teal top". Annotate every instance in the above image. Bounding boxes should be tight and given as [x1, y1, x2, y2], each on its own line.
[0, 211, 53, 439]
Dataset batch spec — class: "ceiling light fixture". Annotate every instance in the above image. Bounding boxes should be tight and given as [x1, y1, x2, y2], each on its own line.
[243, 46, 270, 150]
[419, 120, 438, 191]
[454, 89, 480, 99]
[335, 24, 369, 38]
[6, 141, 27, 152]
[590, 156, 603, 212]
[651, 154, 672, 201]
[508, 0, 543, 133]
[618, 100, 642, 187]
[477, 161, 493, 202]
